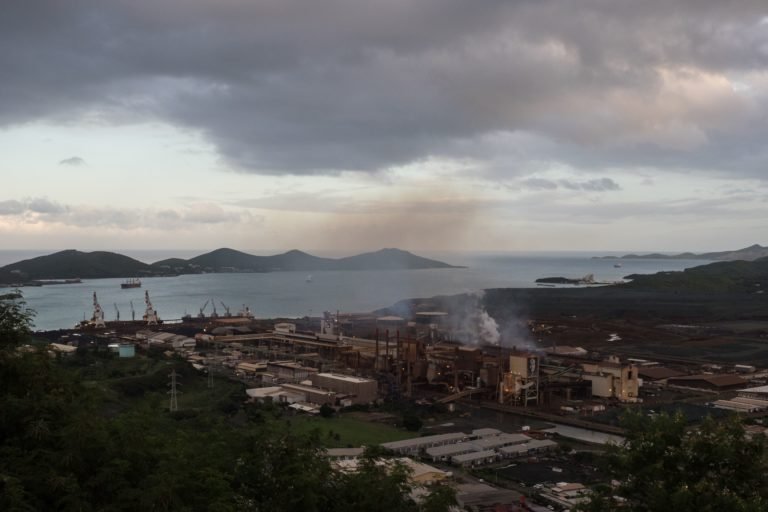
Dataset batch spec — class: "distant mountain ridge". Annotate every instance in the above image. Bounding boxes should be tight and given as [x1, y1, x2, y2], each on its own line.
[0, 248, 459, 284]
[594, 244, 768, 262]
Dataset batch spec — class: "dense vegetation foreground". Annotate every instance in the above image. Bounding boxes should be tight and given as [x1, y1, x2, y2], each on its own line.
[0, 296, 454, 511]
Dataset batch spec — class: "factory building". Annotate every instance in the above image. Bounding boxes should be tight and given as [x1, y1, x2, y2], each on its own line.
[246, 383, 335, 405]
[246, 386, 305, 404]
[499, 353, 540, 406]
[667, 374, 746, 391]
[310, 373, 378, 405]
[712, 384, 768, 412]
[138, 331, 196, 350]
[267, 361, 319, 382]
[281, 383, 336, 404]
[580, 359, 640, 402]
[637, 366, 686, 384]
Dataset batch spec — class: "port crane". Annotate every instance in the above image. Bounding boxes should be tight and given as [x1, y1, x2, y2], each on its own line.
[91, 292, 106, 328]
[220, 301, 231, 317]
[114, 303, 120, 322]
[198, 299, 209, 318]
[143, 290, 159, 325]
[210, 299, 219, 318]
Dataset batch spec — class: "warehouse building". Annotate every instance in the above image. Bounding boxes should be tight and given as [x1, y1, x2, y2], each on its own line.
[281, 383, 336, 404]
[425, 433, 533, 463]
[470, 428, 502, 438]
[332, 457, 448, 485]
[499, 439, 558, 458]
[472, 433, 531, 451]
[381, 432, 468, 456]
[310, 373, 378, 404]
[712, 384, 768, 412]
[425, 443, 480, 463]
[246, 386, 305, 404]
[637, 366, 686, 383]
[452, 450, 498, 468]
[267, 361, 318, 382]
[667, 374, 746, 391]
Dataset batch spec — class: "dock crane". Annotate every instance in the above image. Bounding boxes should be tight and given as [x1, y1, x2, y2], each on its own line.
[210, 299, 219, 318]
[114, 303, 120, 322]
[220, 301, 231, 317]
[143, 290, 159, 325]
[91, 292, 106, 328]
[198, 299, 209, 318]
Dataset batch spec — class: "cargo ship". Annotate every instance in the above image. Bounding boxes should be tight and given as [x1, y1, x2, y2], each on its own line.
[121, 278, 141, 289]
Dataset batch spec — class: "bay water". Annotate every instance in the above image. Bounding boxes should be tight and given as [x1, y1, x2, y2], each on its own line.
[1, 251, 708, 331]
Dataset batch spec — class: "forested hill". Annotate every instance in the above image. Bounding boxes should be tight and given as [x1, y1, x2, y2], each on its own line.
[0, 248, 458, 283]
[621, 256, 768, 292]
[0, 250, 151, 281]
[158, 248, 458, 272]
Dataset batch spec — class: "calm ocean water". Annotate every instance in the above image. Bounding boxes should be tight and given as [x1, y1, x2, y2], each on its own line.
[1, 250, 708, 331]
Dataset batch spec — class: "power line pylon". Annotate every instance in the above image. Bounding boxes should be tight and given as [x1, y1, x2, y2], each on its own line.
[168, 369, 181, 412]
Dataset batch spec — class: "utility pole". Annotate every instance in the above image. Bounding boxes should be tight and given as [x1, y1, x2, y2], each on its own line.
[168, 369, 181, 412]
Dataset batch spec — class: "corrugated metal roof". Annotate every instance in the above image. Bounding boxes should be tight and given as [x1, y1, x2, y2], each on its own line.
[452, 450, 497, 463]
[381, 432, 467, 450]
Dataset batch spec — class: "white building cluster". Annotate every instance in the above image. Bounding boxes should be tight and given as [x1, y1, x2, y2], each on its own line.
[381, 428, 557, 468]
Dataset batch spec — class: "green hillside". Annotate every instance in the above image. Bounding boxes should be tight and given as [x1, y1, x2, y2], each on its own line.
[622, 257, 768, 292]
[0, 250, 150, 282]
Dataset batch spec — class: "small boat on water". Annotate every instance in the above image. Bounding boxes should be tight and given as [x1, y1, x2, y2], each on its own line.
[121, 278, 141, 289]
[306, 274, 313, 283]
[613, 263, 622, 268]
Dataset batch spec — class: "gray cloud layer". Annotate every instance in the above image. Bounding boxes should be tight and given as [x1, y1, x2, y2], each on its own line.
[2, 1, 767, 176]
[521, 177, 621, 192]
[59, 156, 87, 167]
[0, 197, 253, 230]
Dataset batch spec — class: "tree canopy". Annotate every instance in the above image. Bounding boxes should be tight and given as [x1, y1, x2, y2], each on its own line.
[0, 292, 455, 511]
[0, 291, 34, 348]
[578, 412, 768, 512]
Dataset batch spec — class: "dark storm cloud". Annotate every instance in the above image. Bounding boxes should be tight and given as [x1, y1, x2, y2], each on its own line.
[2, 1, 768, 176]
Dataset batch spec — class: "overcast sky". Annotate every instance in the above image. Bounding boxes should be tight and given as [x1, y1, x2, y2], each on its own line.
[2, 0, 767, 254]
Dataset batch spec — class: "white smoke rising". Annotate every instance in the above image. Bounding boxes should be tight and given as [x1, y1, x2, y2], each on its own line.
[450, 291, 501, 345]
[477, 309, 501, 345]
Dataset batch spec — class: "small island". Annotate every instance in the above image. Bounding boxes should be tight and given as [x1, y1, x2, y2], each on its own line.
[536, 273, 597, 285]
